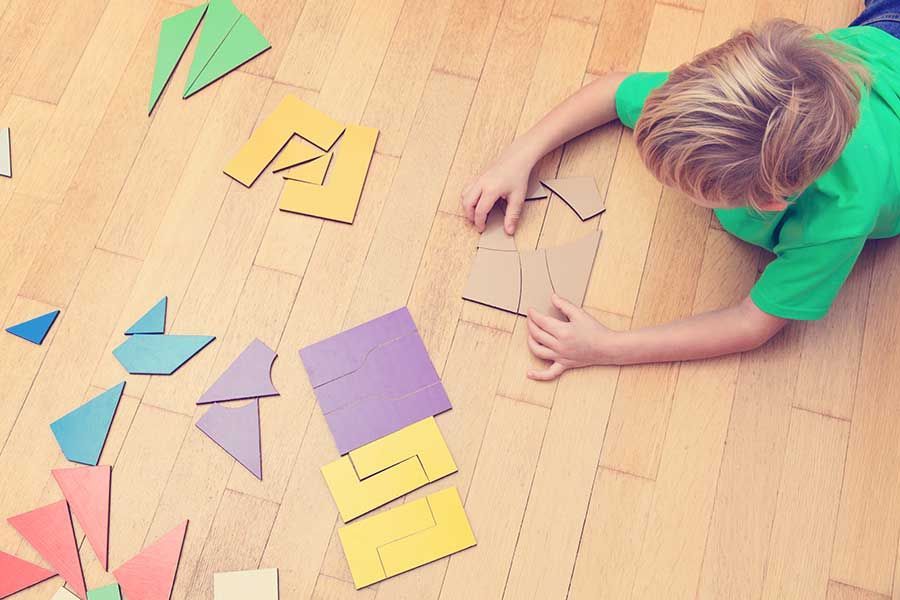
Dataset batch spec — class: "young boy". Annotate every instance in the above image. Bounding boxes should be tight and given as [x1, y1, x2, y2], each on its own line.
[462, 5, 900, 380]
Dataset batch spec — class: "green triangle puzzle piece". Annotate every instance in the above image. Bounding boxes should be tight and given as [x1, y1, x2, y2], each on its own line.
[183, 14, 271, 99]
[183, 0, 241, 97]
[148, 3, 208, 114]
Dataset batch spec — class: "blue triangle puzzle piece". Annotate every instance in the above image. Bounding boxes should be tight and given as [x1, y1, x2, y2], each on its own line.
[50, 382, 124, 465]
[6, 310, 60, 345]
[125, 297, 167, 335]
[113, 334, 215, 375]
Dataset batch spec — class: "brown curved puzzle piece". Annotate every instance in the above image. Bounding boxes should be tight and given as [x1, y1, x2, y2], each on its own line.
[541, 176, 605, 220]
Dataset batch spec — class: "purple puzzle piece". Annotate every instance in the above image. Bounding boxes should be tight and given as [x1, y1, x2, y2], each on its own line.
[325, 382, 451, 454]
[313, 333, 440, 414]
[196, 399, 262, 479]
[299, 307, 417, 387]
[197, 338, 278, 404]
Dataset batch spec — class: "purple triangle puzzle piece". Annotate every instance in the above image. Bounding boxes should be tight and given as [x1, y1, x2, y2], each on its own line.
[196, 399, 262, 479]
[197, 339, 278, 404]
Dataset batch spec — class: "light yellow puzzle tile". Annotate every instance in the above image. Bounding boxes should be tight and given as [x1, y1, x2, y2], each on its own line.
[272, 136, 325, 172]
[282, 152, 332, 184]
[322, 418, 457, 521]
[378, 487, 476, 578]
[351, 417, 456, 480]
[224, 95, 344, 186]
[323, 455, 429, 522]
[214, 568, 279, 600]
[278, 125, 378, 223]
[338, 497, 436, 588]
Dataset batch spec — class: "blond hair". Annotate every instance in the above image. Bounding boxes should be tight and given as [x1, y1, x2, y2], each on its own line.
[634, 19, 867, 210]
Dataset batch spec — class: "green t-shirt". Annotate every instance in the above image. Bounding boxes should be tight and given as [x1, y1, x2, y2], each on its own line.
[614, 26, 900, 320]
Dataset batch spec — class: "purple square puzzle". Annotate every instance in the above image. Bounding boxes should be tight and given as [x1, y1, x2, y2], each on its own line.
[299, 307, 452, 453]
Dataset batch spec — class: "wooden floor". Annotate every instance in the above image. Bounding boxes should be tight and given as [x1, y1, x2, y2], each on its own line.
[2, 0, 897, 598]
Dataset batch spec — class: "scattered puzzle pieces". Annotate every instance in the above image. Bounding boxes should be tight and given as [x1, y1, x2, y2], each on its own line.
[299, 307, 451, 454]
[322, 417, 456, 521]
[52, 465, 111, 570]
[196, 399, 262, 479]
[125, 297, 167, 335]
[112, 334, 214, 375]
[224, 95, 344, 187]
[213, 568, 278, 600]
[113, 520, 187, 600]
[278, 125, 377, 224]
[281, 151, 332, 185]
[0, 550, 56, 598]
[147, 3, 207, 114]
[541, 176, 606, 220]
[197, 338, 278, 404]
[271, 136, 324, 172]
[50, 383, 124, 466]
[463, 230, 602, 319]
[87, 583, 121, 600]
[8, 500, 87, 600]
[338, 487, 475, 589]
[5, 309, 59, 345]
[0, 127, 10, 178]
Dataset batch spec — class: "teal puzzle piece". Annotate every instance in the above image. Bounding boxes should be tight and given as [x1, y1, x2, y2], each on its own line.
[125, 297, 167, 335]
[5, 310, 59, 345]
[113, 334, 215, 375]
[50, 382, 124, 466]
[87, 583, 121, 600]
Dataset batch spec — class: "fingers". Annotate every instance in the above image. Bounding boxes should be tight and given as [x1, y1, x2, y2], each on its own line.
[528, 307, 565, 337]
[504, 190, 525, 234]
[527, 316, 559, 350]
[551, 294, 581, 320]
[460, 184, 481, 224]
[473, 192, 500, 232]
[528, 361, 566, 381]
[527, 334, 557, 361]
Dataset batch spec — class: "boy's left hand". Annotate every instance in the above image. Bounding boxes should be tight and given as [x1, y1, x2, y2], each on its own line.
[526, 295, 616, 380]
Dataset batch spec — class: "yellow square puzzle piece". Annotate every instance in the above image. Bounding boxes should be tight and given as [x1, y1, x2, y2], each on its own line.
[224, 95, 344, 187]
[278, 125, 378, 224]
[338, 487, 476, 589]
[322, 417, 457, 521]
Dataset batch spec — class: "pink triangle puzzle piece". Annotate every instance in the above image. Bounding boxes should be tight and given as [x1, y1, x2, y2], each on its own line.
[113, 520, 187, 600]
[52, 465, 111, 570]
[0, 550, 56, 598]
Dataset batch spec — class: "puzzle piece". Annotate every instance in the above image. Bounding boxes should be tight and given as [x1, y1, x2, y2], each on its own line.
[50, 383, 124, 466]
[541, 176, 606, 220]
[0, 551, 56, 598]
[8, 500, 87, 600]
[281, 152, 332, 185]
[224, 95, 344, 187]
[112, 334, 214, 375]
[338, 487, 475, 589]
[300, 308, 451, 454]
[113, 520, 187, 600]
[271, 136, 324, 172]
[125, 297, 167, 335]
[183, 13, 270, 99]
[322, 417, 456, 521]
[183, 0, 240, 96]
[278, 125, 377, 224]
[478, 204, 517, 252]
[197, 338, 278, 404]
[0, 127, 10, 178]
[51, 587, 82, 600]
[87, 583, 121, 600]
[147, 3, 207, 114]
[196, 400, 262, 479]
[463, 231, 602, 318]
[52, 465, 111, 570]
[6, 309, 59, 344]
[525, 177, 548, 200]
[213, 568, 278, 600]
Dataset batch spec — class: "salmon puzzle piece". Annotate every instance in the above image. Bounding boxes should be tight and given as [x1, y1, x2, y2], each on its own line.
[7, 500, 87, 599]
[0, 550, 56, 598]
[52, 465, 111, 570]
[338, 487, 476, 589]
[113, 520, 188, 600]
[322, 417, 457, 521]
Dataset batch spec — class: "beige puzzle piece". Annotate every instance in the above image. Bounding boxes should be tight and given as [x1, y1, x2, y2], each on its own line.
[547, 229, 603, 309]
[519, 247, 560, 319]
[478, 204, 517, 251]
[541, 176, 605, 220]
[462, 247, 521, 314]
[214, 568, 279, 599]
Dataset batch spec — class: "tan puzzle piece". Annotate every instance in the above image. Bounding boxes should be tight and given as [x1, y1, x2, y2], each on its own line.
[541, 176, 605, 220]
[547, 230, 602, 308]
[478, 204, 517, 251]
[462, 248, 521, 314]
[519, 247, 560, 319]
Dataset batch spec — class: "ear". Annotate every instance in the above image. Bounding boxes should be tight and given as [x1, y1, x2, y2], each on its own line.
[755, 197, 790, 212]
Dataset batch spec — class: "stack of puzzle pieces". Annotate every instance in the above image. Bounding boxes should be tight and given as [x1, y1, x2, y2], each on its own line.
[224, 95, 377, 224]
[300, 308, 476, 589]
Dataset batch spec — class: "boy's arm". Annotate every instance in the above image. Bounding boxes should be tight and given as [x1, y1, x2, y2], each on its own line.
[462, 71, 630, 234]
[526, 295, 787, 377]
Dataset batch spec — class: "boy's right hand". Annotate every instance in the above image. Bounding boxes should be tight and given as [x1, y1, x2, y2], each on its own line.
[461, 147, 535, 235]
